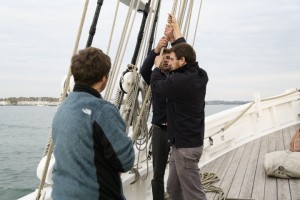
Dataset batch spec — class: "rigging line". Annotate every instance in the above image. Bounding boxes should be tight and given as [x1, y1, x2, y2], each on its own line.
[140, 0, 160, 64]
[192, 0, 203, 47]
[178, 0, 188, 28]
[108, 0, 143, 101]
[171, 0, 178, 16]
[132, 0, 171, 141]
[110, 0, 146, 101]
[61, 0, 90, 100]
[133, 0, 158, 68]
[104, 0, 136, 100]
[43, 0, 89, 158]
[104, 0, 134, 100]
[36, 2, 90, 199]
[183, 0, 194, 41]
[130, 7, 158, 142]
[110, 0, 143, 100]
[106, 0, 120, 55]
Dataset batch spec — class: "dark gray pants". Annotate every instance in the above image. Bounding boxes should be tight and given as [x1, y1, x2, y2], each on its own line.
[151, 125, 170, 200]
[167, 145, 207, 200]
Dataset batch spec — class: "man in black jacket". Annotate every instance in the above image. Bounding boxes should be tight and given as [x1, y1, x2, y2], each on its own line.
[151, 14, 208, 200]
[140, 37, 171, 200]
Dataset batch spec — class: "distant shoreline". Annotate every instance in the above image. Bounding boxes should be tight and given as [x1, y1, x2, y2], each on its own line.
[0, 97, 250, 106]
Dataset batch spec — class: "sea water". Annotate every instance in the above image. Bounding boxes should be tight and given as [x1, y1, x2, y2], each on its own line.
[0, 104, 236, 200]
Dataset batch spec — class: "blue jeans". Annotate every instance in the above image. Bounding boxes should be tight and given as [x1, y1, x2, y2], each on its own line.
[167, 145, 207, 200]
[151, 125, 170, 200]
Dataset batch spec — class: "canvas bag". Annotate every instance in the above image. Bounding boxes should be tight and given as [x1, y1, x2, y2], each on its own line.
[264, 151, 300, 178]
[290, 128, 300, 152]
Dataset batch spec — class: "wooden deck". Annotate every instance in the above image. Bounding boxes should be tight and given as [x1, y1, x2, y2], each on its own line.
[201, 124, 300, 200]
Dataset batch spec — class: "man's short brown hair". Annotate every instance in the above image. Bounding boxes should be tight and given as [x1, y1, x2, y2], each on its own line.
[163, 48, 171, 54]
[71, 47, 111, 86]
[170, 43, 196, 63]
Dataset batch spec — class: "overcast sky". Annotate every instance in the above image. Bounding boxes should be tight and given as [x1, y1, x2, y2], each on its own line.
[0, 0, 299, 101]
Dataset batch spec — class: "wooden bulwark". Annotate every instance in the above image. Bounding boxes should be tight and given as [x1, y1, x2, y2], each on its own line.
[201, 124, 300, 200]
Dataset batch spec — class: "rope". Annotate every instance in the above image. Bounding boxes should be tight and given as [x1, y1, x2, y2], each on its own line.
[104, 0, 136, 100]
[183, 0, 194, 40]
[201, 172, 225, 200]
[111, 0, 141, 99]
[164, 172, 225, 200]
[105, 0, 142, 101]
[106, 0, 120, 55]
[192, 0, 203, 47]
[131, 85, 152, 141]
[205, 88, 300, 141]
[171, 0, 178, 15]
[36, 1, 89, 199]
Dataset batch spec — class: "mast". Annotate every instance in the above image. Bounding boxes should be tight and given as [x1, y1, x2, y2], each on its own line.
[131, 0, 152, 65]
[86, 0, 104, 47]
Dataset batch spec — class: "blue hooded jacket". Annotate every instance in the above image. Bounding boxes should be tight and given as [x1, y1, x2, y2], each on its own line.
[52, 84, 135, 200]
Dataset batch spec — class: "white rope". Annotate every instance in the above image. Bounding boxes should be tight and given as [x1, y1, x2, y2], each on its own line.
[121, 65, 139, 129]
[106, 0, 120, 55]
[107, 0, 143, 101]
[104, 0, 136, 100]
[36, 1, 90, 199]
[178, 0, 188, 28]
[138, 0, 158, 67]
[192, 0, 203, 47]
[112, 0, 143, 91]
[206, 88, 300, 140]
[183, 0, 194, 40]
[171, 0, 178, 16]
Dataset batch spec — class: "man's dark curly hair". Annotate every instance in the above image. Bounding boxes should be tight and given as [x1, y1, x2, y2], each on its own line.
[71, 47, 111, 86]
[170, 43, 196, 63]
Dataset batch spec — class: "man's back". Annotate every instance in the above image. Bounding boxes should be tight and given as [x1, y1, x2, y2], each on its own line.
[52, 86, 134, 200]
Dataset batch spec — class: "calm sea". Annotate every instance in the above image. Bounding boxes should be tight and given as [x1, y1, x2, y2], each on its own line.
[0, 104, 236, 200]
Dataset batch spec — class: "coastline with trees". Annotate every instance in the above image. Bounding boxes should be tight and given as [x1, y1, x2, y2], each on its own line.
[0, 97, 249, 106]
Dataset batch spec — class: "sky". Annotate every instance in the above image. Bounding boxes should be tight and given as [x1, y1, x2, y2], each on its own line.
[0, 0, 299, 101]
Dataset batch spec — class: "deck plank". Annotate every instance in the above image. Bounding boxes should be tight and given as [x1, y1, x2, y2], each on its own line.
[251, 134, 268, 200]
[203, 152, 227, 199]
[201, 158, 216, 173]
[276, 130, 292, 200]
[211, 149, 237, 200]
[226, 141, 253, 199]
[239, 137, 261, 199]
[218, 144, 246, 198]
[201, 124, 300, 200]
[205, 148, 237, 200]
[264, 131, 277, 200]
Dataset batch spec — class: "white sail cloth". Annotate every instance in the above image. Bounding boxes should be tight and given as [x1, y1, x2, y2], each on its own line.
[264, 151, 300, 178]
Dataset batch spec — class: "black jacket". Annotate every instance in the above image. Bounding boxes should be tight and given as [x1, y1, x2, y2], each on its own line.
[140, 37, 186, 125]
[151, 62, 208, 148]
[140, 50, 167, 124]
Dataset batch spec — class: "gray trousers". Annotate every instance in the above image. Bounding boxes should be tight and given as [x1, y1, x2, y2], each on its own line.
[166, 145, 207, 200]
[151, 125, 170, 200]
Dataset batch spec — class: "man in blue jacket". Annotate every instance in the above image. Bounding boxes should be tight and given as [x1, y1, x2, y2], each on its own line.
[151, 14, 208, 200]
[52, 47, 135, 200]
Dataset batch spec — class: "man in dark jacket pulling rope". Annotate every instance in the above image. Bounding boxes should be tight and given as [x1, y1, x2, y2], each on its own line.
[151, 14, 208, 200]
